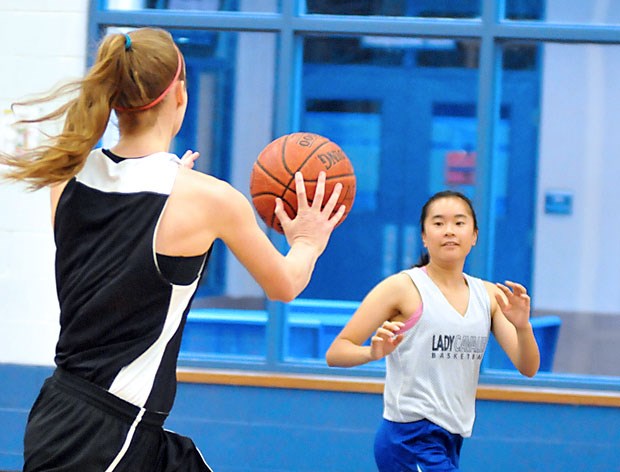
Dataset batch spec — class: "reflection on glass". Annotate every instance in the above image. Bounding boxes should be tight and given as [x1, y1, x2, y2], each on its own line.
[305, 0, 481, 18]
[285, 34, 480, 362]
[104, 0, 278, 13]
[505, 42, 620, 377]
[305, 100, 382, 212]
[505, 0, 544, 20]
[506, 0, 620, 24]
[304, 35, 479, 68]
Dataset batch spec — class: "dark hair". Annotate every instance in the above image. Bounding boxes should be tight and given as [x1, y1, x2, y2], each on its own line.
[413, 190, 478, 268]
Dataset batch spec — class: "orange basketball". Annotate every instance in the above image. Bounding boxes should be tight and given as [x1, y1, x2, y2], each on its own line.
[249, 132, 356, 234]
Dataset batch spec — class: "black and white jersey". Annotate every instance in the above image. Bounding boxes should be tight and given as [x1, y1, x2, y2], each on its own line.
[53, 148, 209, 414]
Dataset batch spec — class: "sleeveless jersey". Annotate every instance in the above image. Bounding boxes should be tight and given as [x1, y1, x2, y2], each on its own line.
[383, 267, 491, 437]
[54, 148, 208, 414]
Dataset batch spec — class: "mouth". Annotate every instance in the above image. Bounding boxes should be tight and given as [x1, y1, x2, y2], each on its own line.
[442, 241, 459, 247]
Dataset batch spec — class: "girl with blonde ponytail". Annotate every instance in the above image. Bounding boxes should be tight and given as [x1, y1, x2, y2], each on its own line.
[18, 28, 346, 472]
[2, 29, 184, 187]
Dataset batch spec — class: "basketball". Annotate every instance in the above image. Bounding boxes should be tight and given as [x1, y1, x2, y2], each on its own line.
[249, 132, 356, 234]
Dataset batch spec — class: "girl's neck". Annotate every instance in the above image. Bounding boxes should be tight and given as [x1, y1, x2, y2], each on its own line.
[112, 127, 172, 158]
[112, 139, 170, 158]
[424, 261, 466, 289]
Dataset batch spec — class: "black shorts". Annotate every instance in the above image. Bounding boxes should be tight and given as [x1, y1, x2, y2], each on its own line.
[23, 368, 213, 472]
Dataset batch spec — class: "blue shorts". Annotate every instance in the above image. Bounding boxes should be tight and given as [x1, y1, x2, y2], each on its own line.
[374, 418, 463, 472]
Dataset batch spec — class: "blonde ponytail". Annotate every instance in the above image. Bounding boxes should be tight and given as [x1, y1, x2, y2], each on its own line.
[0, 28, 184, 190]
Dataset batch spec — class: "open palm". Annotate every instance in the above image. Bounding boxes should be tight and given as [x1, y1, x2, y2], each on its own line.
[495, 281, 531, 329]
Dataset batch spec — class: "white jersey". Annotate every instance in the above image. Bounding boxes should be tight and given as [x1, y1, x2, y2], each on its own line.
[383, 267, 491, 437]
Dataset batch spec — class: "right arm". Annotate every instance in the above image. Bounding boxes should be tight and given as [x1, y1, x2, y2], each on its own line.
[215, 173, 342, 301]
[325, 273, 420, 367]
[158, 168, 344, 302]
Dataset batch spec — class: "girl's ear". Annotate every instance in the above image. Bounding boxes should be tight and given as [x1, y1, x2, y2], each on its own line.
[175, 80, 186, 106]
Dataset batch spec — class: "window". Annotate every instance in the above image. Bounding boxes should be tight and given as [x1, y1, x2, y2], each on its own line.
[103, 0, 278, 13]
[506, 0, 620, 23]
[92, 0, 620, 386]
[304, 0, 482, 19]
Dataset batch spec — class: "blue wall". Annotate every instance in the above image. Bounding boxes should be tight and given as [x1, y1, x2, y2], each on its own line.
[1, 364, 619, 471]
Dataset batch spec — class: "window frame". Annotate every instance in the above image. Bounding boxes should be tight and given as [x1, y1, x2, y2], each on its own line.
[89, 0, 620, 390]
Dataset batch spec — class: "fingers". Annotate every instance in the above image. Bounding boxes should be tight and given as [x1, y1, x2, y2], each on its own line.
[495, 282, 511, 298]
[376, 321, 404, 339]
[505, 281, 529, 299]
[287, 171, 347, 241]
[497, 281, 530, 300]
[321, 181, 343, 215]
[294, 171, 346, 220]
[273, 197, 291, 226]
[294, 172, 309, 210]
[370, 321, 405, 359]
[180, 150, 200, 169]
[327, 204, 346, 227]
[494, 290, 509, 312]
[310, 171, 326, 210]
[495, 281, 531, 318]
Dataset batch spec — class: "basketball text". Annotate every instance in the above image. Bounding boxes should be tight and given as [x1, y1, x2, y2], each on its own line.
[317, 149, 347, 170]
[296, 134, 317, 147]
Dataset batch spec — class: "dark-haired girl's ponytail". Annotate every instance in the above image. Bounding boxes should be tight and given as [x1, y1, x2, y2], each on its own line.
[413, 252, 430, 268]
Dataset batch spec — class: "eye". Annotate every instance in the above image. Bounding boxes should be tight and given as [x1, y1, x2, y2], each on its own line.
[456, 221, 466, 226]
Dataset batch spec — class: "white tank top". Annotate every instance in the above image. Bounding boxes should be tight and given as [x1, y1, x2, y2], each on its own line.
[383, 267, 491, 437]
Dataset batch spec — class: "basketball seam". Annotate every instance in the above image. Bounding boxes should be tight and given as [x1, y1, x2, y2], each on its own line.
[252, 133, 355, 233]
[282, 137, 331, 196]
[250, 172, 355, 199]
[253, 160, 294, 193]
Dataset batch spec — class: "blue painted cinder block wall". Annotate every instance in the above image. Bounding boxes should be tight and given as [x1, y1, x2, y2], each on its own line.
[1, 364, 619, 471]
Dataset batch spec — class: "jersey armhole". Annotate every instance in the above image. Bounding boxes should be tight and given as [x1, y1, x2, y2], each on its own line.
[156, 250, 210, 286]
[397, 269, 425, 335]
[52, 178, 75, 236]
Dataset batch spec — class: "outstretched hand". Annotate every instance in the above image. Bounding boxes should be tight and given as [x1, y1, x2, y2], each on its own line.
[495, 281, 531, 329]
[274, 171, 346, 254]
[370, 321, 405, 360]
[180, 150, 200, 169]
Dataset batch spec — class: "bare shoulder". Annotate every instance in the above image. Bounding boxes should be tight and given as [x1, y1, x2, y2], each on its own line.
[50, 180, 70, 226]
[175, 167, 233, 198]
[482, 280, 497, 293]
[483, 280, 501, 314]
[393, 271, 422, 314]
[157, 167, 255, 255]
[388, 271, 419, 293]
[173, 168, 249, 213]
[172, 167, 258, 235]
[369, 272, 422, 318]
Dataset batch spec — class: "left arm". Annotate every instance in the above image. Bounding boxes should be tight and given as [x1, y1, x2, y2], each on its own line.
[486, 281, 540, 377]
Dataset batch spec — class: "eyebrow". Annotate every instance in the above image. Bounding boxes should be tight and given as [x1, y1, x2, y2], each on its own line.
[430, 213, 469, 219]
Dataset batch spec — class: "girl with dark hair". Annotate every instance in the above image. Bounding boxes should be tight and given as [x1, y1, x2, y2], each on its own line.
[326, 190, 539, 472]
[2, 28, 345, 471]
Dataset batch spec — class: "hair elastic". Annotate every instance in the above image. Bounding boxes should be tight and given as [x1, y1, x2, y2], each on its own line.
[124, 33, 132, 50]
[115, 49, 183, 113]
